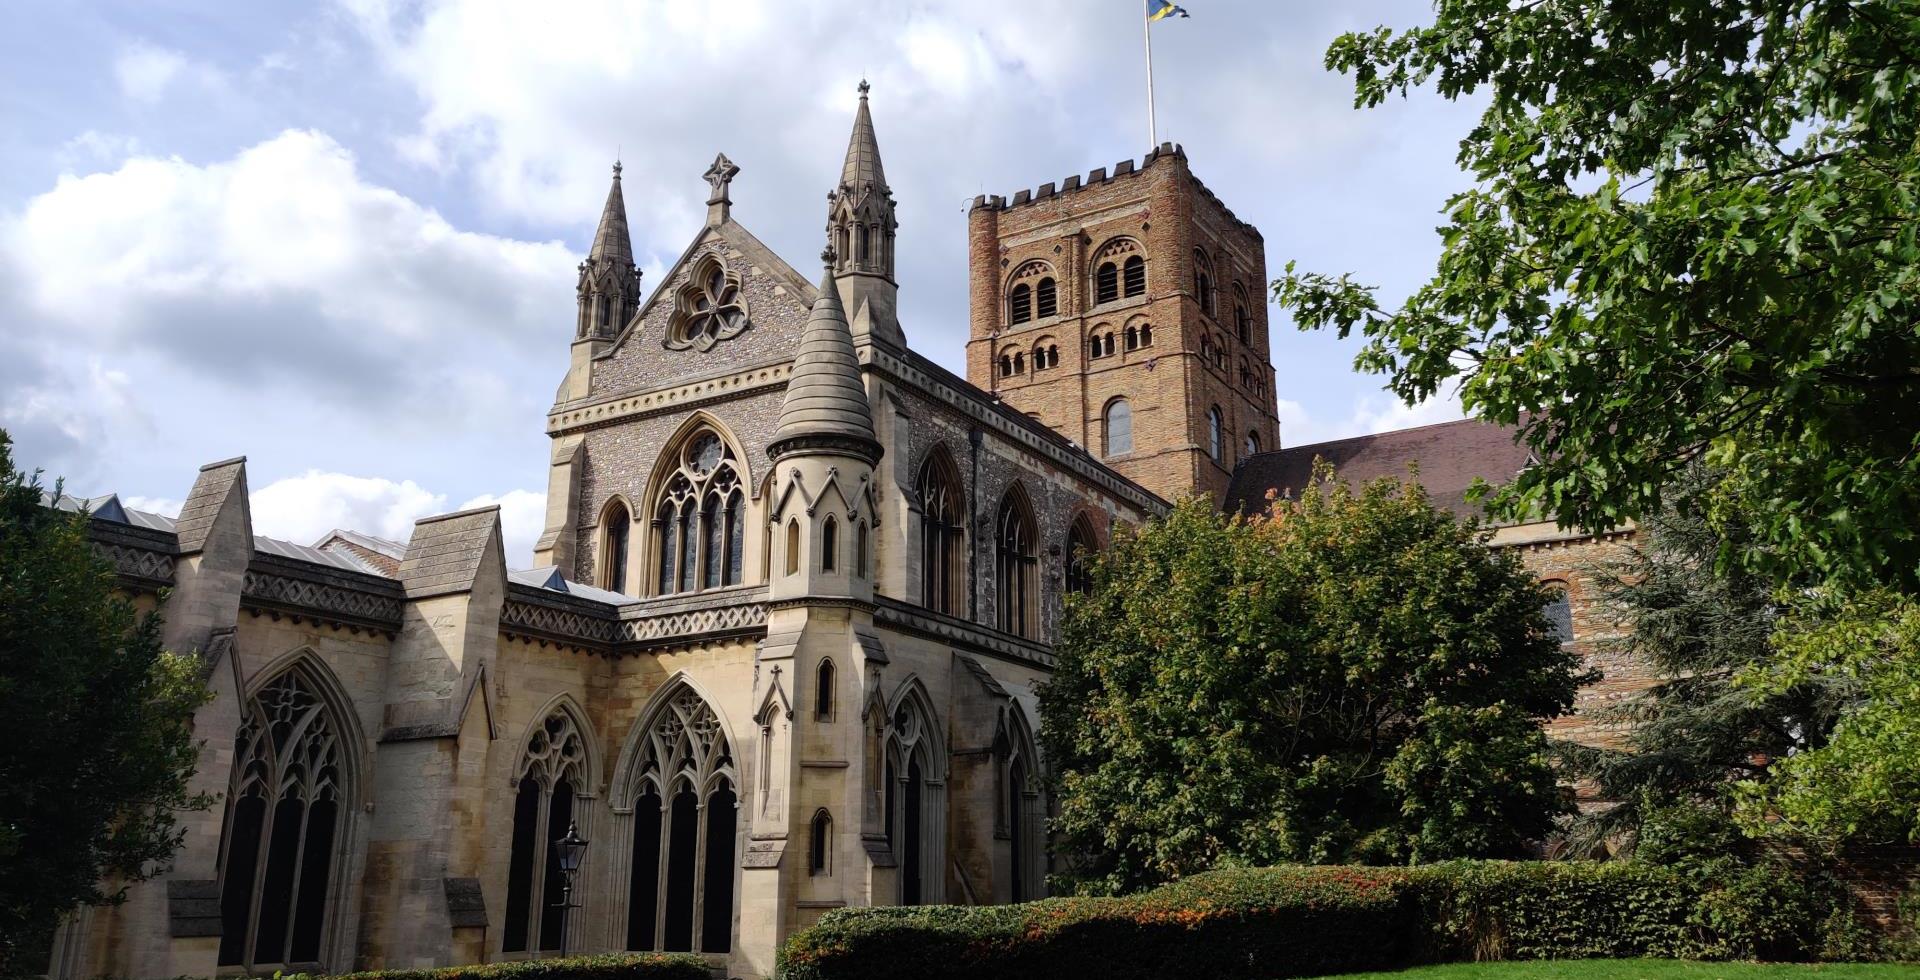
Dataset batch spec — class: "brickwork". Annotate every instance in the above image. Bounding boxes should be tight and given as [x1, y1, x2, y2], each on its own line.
[964, 146, 1278, 505]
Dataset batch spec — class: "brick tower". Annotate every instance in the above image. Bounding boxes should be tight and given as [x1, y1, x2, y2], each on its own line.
[964, 144, 1278, 504]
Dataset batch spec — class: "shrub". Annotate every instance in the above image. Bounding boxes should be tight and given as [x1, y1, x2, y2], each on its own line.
[780, 861, 1835, 980]
[282, 952, 712, 980]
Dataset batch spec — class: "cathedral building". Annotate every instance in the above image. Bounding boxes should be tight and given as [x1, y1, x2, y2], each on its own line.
[44, 86, 1632, 980]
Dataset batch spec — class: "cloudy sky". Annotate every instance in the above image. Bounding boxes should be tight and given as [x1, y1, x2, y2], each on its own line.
[1, 0, 1479, 567]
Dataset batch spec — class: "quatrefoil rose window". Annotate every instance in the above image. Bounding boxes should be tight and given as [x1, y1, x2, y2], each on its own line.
[667, 258, 751, 351]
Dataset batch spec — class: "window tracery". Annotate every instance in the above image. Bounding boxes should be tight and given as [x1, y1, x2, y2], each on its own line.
[217, 663, 352, 972]
[652, 431, 744, 595]
[996, 488, 1038, 638]
[625, 687, 738, 954]
[917, 450, 966, 615]
[665, 258, 751, 352]
[503, 708, 589, 956]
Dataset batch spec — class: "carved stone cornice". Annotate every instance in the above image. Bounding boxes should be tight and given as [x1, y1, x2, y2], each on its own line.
[88, 521, 178, 593]
[501, 583, 621, 653]
[859, 342, 1166, 516]
[502, 583, 770, 655]
[874, 596, 1054, 669]
[242, 553, 404, 634]
[621, 598, 768, 652]
[547, 361, 792, 436]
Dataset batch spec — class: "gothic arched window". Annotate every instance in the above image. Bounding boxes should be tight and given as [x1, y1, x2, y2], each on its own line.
[1036, 277, 1057, 318]
[625, 687, 738, 955]
[809, 809, 832, 876]
[1103, 398, 1133, 457]
[652, 430, 744, 596]
[1233, 282, 1253, 344]
[856, 521, 869, 579]
[1193, 248, 1216, 317]
[666, 258, 751, 352]
[217, 663, 354, 973]
[785, 519, 800, 576]
[1066, 514, 1099, 595]
[821, 516, 839, 572]
[918, 449, 966, 615]
[995, 488, 1038, 638]
[602, 500, 631, 594]
[885, 689, 945, 905]
[1245, 429, 1263, 458]
[1207, 407, 1224, 462]
[503, 707, 590, 956]
[816, 659, 836, 720]
[1001, 708, 1044, 903]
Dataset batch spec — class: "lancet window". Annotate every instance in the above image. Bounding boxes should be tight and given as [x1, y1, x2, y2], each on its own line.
[884, 691, 944, 905]
[995, 488, 1038, 638]
[918, 450, 966, 615]
[216, 663, 354, 973]
[503, 708, 590, 956]
[653, 431, 744, 596]
[625, 688, 739, 955]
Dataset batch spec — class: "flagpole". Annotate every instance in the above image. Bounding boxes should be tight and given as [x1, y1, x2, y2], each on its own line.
[1143, 3, 1158, 147]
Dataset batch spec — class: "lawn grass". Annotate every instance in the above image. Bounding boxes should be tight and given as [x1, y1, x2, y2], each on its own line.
[1326, 960, 1917, 979]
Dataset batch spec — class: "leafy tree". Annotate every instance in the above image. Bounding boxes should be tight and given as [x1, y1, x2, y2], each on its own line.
[1563, 468, 1846, 852]
[0, 432, 211, 970]
[1735, 588, 1920, 843]
[1039, 472, 1582, 895]
[1277, 1, 1920, 589]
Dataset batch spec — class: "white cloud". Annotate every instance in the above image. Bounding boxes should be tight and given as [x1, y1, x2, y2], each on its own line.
[113, 43, 224, 103]
[457, 488, 548, 570]
[129, 474, 546, 572]
[1, 129, 575, 470]
[115, 43, 188, 101]
[252, 470, 446, 546]
[1273, 388, 1467, 448]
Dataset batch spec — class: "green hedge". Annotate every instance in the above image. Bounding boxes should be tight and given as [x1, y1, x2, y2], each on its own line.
[283, 952, 713, 980]
[779, 861, 1832, 980]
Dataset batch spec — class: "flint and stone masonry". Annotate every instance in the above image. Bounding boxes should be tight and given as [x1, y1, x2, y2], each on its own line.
[48, 86, 1635, 980]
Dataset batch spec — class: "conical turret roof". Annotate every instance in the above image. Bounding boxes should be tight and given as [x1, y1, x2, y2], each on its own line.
[588, 162, 633, 265]
[771, 252, 879, 458]
[839, 81, 887, 197]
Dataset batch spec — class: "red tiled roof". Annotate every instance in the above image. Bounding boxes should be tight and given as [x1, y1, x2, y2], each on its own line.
[1225, 417, 1534, 521]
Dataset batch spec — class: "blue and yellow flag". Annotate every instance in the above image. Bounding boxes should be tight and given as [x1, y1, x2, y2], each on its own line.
[1148, 0, 1189, 21]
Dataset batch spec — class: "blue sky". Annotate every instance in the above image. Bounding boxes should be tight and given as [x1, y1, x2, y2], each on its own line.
[1, 0, 1481, 566]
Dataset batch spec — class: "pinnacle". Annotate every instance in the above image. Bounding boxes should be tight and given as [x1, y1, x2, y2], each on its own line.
[588, 163, 633, 266]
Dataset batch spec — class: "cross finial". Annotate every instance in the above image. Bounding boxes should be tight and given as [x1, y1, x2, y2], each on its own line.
[821, 246, 837, 269]
[612, 159, 622, 179]
[857, 78, 870, 97]
[703, 152, 741, 224]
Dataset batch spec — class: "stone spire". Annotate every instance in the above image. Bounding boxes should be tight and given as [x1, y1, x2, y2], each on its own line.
[828, 81, 905, 348]
[770, 249, 881, 462]
[577, 161, 641, 340]
[588, 161, 633, 265]
[839, 80, 887, 197]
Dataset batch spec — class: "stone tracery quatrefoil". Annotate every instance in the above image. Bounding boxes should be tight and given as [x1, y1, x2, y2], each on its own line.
[666, 259, 751, 352]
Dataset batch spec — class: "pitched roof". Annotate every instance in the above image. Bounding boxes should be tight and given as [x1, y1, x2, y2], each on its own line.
[314, 528, 406, 576]
[1225, 417, 1534, 521]
[771, 260, 878, 453]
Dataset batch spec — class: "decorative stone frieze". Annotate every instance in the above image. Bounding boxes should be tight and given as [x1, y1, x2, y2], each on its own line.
[241, 553, 404, 633]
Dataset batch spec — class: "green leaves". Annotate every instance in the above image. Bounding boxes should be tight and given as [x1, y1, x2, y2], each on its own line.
[1281, 0, 1920, 590]
[1040, 472, 1579, 894]
[0, 432, 213, 969]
